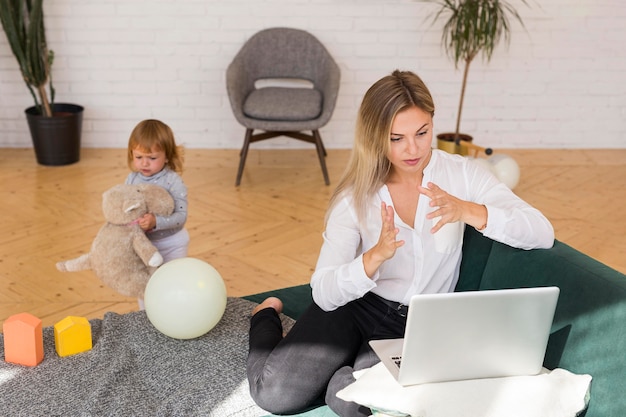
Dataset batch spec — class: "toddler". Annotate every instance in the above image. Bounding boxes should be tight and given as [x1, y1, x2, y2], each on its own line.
[125, 119, 189, 308]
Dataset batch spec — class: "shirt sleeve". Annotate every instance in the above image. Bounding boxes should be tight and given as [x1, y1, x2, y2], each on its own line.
[153, 174, 188, 232]
[465, 159, 554, 250]
[310, 198, 377, 311]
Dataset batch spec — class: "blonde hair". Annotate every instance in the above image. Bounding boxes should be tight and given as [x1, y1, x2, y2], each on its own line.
[127, 119, 184, 173]
[327, 70, 435, 224]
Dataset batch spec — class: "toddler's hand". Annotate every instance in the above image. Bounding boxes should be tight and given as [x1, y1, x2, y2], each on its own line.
[138, 213, 157, 231]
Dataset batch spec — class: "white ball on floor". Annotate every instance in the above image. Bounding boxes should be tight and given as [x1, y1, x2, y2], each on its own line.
[144, 257, 227, 339]
[469, 157, 497, 176]
[488, 154, 521, 190]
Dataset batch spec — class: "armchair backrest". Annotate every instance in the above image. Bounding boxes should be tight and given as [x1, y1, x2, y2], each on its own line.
[226, 27, 340, 128]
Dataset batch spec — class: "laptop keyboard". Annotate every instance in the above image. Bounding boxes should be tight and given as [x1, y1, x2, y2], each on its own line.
[392, 356, 402, 369]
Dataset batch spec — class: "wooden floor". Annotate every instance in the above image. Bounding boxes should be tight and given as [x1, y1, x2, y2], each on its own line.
[1, 147, 625, 328]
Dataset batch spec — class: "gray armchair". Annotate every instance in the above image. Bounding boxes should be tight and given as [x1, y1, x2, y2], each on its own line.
[226, 27, 341, 186]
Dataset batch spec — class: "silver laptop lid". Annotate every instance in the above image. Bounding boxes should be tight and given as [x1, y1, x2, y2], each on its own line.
[372, 286, 560, 386]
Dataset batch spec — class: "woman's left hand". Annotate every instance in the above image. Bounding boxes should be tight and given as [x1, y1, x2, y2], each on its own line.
[418, 182, 487, 233]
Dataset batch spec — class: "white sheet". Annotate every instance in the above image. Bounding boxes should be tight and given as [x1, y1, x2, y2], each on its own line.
[337, 362, 591, 417]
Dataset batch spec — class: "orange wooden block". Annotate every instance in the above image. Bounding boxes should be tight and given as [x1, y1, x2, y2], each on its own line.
[54, 316, 92, 357]
[3, 312, 44, 367]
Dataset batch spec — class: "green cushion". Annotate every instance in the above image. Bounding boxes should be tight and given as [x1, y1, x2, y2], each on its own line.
[456, 226, 494, 291]
[244, 284, 313, 320]
[477, 240, 626, 417]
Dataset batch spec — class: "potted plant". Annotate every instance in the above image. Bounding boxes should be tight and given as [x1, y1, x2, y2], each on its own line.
[421, 0, 527, 155]
[0, 0, 83, 166]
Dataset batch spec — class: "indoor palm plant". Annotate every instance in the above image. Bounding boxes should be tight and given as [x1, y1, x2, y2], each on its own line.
[0, 0, 83, 165]
[421, 0, 527, 154]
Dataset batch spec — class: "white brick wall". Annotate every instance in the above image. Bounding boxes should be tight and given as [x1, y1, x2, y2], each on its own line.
[1, 0, 624, 150]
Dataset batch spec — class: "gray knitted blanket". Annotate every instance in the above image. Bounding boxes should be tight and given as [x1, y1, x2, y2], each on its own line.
[0, 298, 293, 416]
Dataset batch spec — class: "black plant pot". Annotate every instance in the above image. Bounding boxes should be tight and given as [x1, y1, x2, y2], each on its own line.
[25, 103, 84, 166]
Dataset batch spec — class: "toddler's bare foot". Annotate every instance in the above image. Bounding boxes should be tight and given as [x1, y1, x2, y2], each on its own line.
[251, 297, 283, 316]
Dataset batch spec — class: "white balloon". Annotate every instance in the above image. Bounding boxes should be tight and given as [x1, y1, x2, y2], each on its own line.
[488, 154, 521, 190]
[469, 157, 497, 176]
[144, 258, 227, 339]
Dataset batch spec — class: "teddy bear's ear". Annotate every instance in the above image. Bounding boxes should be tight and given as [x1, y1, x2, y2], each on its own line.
[124, 202, 142, 213]
[102, 184, 125, 212]
[142, 185, 175, 216]
[101, 184, 146, 224]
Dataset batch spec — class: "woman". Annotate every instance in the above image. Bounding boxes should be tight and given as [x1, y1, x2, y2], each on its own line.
[247, 70, 554, 416]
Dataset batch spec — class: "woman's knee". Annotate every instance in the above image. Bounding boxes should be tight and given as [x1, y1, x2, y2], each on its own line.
[249, 377, 316, 415]
[325, 366, 371, 417]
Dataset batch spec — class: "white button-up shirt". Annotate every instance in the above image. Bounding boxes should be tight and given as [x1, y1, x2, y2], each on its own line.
[311, 150, 554, 311]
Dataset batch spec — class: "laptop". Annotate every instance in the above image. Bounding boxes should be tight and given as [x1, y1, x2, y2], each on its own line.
[369, 286, 560, 386]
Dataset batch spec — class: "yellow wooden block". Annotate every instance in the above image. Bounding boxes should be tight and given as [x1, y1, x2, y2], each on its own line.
[54, 316, 92, 357]
[3, 312, 44, 366]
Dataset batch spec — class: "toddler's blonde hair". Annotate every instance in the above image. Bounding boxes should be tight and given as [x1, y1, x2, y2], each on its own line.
[127, 119, 184, 173]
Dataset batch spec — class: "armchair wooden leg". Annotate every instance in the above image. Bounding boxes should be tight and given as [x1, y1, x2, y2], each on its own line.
[236, 128, 253, 186]
[313, 130, 330, 186]
[319, 137, 327, 157]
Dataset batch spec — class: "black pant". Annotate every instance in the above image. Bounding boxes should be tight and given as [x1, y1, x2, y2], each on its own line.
[247, 292, 407, 416]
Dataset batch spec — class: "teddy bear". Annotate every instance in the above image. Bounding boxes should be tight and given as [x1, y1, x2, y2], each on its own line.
[56, 183, 174, 298]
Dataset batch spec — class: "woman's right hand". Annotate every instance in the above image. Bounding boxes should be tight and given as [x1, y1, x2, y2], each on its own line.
[363, 202, 405, 278]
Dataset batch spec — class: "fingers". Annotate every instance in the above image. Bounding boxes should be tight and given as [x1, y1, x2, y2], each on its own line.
[364, 202, 405, 277]
[419, 182, 462, 232]
[417, 182, 438, 200]
[418, 182, 445, 218]
[430, 216, 445, 234]
[381, 202, 400, 234]
[378, 202, 404, 256]
[381, 202, 395, 227]
[418, 182, 445, 210]
[138, 213, 156, 231]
